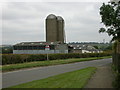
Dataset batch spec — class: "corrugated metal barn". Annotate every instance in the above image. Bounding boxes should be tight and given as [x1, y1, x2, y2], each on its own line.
[13, 42, 68, 54]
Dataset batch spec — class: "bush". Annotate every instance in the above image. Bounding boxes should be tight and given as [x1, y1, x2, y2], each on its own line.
[114, 73, 120, 89]
[112, 65, 120, 89]
[2, 52, 111, 65]
[27, 54, 46, 62]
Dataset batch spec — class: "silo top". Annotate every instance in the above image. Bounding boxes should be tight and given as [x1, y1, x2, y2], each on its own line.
[46, 14, 56, 19]
[57, 16, 64, 21]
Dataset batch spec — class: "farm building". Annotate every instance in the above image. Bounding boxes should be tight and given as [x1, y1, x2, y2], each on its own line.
[13, 14, 68, 54]
[69, 44, 102, 53]
[13, 42, 68, 54]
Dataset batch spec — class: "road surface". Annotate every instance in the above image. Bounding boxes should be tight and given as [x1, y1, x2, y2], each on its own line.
[2, 58, 112, 88]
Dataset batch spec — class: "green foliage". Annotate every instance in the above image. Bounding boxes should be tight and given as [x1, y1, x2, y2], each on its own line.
[112, 41, 120, 73]
[113, 40, 119, 53]
[2, 56, 111, 72]
[99, 2, 120, 41]
[28, 54, 46, 62]
[2, 48, 13, 54]
[2, 53, 111, 65]
[93, 46, 99, 49]
[114, 73, 120, 88]
[101, 43, 113, 52]
[104, 45, 112, 50]
[100, 2, 120, 86]
[112, 64, 120, 89]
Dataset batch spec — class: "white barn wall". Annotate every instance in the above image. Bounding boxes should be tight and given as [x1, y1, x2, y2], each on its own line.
[13, 50, 68, 54]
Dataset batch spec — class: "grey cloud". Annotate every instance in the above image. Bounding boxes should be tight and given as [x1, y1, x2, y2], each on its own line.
[2, 2, 111, 44]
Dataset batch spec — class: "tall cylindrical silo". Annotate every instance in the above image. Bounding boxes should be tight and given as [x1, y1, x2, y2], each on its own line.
[57, 16, 64, 43]
[46, 14, 57, 42]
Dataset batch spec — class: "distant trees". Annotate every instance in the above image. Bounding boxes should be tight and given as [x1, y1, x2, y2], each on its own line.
[93, 46, 99, 49]
[2, 47, 13, 54]
[99, 1, 120, 42]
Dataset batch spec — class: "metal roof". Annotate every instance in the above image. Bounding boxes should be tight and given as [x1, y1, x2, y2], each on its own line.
[14, 41, 63, 46]
[57, 16, 64, 21]
[46, 14, 56, 19]
[69, 44, 99, 51]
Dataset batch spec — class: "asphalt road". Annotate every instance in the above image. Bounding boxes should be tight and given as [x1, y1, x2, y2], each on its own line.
[2, 58, 112, 88]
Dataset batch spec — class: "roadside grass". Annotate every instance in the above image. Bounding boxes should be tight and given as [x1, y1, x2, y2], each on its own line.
[0, 65, 1, 72]
[2, 56, 111, 72]
[9, 67, 97, 88]
[112, 64, 120, 88]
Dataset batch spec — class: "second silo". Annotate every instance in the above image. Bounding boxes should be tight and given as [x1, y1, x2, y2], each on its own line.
[57, 16, 64, 43]
[46, 14, 57, 42]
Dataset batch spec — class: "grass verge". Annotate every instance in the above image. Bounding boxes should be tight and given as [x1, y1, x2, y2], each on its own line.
[9, 67, 97, 88]
[2, 56, 111, 72]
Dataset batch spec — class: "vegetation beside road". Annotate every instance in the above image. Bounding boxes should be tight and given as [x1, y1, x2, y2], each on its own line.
[2, 56, 111, 72]
[2, 52, 111, 65]
[9, 67, 96, 88]
[112, 64, 120, 88]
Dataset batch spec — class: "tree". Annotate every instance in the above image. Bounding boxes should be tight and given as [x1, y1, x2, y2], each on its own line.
[2, 47, 13, 54]
[100, 1, 120, 88]
[99, 0, 120, 42]
[93, 45, 99, 49]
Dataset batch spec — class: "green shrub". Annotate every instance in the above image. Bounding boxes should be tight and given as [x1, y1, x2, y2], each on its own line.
[114, 73, 120, 88]
[2, 52, 111, 65]
[112, 64, 120, 89]
[27, 54, 46, 62]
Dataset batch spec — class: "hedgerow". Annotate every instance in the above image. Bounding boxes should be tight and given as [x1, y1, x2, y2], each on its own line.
[2, 52, 111, 65]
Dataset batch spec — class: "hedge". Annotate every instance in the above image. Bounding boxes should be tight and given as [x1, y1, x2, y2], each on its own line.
[1, 52, 111, 65]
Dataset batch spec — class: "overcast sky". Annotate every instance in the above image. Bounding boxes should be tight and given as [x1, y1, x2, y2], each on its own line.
[1, 0, 112, 45]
